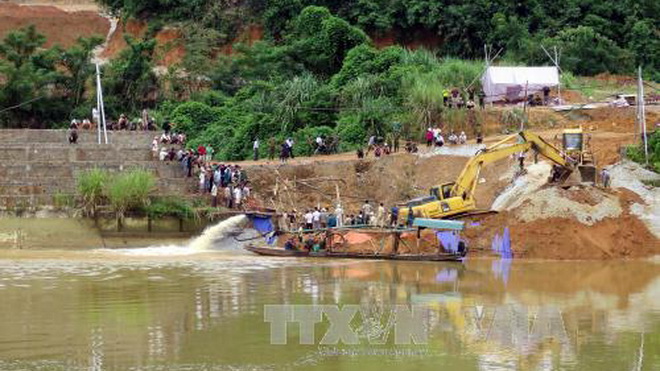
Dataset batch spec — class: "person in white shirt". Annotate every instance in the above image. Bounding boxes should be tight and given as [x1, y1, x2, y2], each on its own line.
[436, 134, 445, 147]
[211, 184, 218, 207]
[312, 208, 321, 230]
[285, 138, 295, 159]
[433, 128, 441, 141]
[315, 136, 324, 154]
[199, 171, 206, 192]
[233, 186, 243, 208]
[335, 204, 344, 227]
[253, 138, 260, 161]
[152, 137, 159, 159]
[304, 210, 314, 230]
[459, 131, 467, 144]
[159, 147, 167, 161]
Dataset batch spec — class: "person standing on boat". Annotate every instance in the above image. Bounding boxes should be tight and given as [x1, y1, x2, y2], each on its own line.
[376, 203, 386, 228]
[390, 206, 399, 227]
[361, 201, 373, 225]
[407, 206, 414, 228]
[312, 207, 321, 230]
[335, 204, 344, 227]
[320, 208, 328, 228]
[288, 210, 297, 231]
[327, 212, 337, 228]
[356, 211, 365, 225]
[304, 210, 314, 230]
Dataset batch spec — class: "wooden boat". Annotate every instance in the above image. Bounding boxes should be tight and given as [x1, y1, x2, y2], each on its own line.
[244, 244, 464, 262]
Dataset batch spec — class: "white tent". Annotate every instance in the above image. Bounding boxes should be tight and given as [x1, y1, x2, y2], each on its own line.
[481, 66, 559, 103]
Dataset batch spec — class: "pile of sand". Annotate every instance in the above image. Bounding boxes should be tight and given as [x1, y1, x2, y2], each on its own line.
[607, 160, 660, 238]
[492, 162, 552, 211]
[506, 187, 622, 226]
[468, 160, 659, 260]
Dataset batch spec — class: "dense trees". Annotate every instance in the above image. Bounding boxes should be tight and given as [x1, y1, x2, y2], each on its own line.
[1, 1, 657, 158]
[96, 0, 658, 77]
[0, 26, 102, 128]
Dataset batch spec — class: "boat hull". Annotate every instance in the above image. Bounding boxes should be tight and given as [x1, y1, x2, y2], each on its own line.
[245, 245, 464, 262]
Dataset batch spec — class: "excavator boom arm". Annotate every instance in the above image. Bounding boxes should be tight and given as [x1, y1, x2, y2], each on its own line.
[451, 131, 572, 200]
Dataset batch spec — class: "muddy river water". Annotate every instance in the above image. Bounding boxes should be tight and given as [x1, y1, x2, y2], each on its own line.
[0, 245, 658, 370]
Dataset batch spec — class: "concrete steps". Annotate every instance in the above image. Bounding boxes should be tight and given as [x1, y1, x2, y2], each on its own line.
[0, 129, 192, 208]
[0, 129, 157, 146]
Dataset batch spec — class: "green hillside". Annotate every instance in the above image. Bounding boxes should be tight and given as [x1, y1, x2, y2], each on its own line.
[1, 1, 657, 160]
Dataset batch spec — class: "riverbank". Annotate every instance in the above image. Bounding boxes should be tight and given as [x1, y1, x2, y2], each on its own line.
[0, 216, 209, 249]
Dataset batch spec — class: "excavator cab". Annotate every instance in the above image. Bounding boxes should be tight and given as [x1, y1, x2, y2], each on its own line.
[562, 128, 596, 184]
[430, 183, 454, 200]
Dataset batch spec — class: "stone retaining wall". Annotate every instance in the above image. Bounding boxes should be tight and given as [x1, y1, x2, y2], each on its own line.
[0, 129, 189, 209]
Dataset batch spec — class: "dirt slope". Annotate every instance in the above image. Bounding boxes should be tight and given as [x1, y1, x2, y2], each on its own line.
[0, 3, 109, 48]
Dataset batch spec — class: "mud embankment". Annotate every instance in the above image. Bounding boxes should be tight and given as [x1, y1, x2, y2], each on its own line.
[245, 151, 659, 260]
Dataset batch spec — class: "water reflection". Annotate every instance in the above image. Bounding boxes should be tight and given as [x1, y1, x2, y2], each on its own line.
[0, 252, 657, 370]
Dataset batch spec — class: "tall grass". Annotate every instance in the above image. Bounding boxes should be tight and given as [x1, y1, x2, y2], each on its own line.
[400, 52, 485, 136]
[77, 168, 108, 217]
[106, 169, 156, 221]
[404, 73, 444, 135]
[76, 168, 156, 220]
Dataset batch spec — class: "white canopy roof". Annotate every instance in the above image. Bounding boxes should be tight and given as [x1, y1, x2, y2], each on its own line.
[481, 66, 559, 103]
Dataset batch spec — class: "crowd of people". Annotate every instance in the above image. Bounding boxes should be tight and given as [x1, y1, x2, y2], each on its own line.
[278, 200, 410, 234]
[442, 88, 485, 110]
[68, 110, 161, 144]
[153, 136, 251, 209]
[424, 127, 469, 148]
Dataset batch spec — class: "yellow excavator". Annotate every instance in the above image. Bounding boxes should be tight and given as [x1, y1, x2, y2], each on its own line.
[561, 127, 596, 184]
[399, 131, 580, 220]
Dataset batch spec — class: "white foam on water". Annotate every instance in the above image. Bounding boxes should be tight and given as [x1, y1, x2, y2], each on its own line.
[101, 245, 200, 256]
[188, 215, 249, 251]
[98, 215, 250, 256]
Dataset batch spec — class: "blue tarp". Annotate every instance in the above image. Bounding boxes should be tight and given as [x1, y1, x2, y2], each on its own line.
[251, 215, 276, 245]
[491, 227, 512, 284]
[437, 231, 461, 254]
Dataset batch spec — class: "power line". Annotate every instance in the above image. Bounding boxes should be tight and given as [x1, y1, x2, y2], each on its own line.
[0, 95, 45, 114]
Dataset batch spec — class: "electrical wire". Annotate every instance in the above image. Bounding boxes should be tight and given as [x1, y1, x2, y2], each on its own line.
[0, 95, 45, 114]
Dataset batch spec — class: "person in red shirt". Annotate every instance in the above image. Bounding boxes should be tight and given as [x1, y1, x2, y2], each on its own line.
[197, 145, 207, 158]
[425, 128, 434, 147]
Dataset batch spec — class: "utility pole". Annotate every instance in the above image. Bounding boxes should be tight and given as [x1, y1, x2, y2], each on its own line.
[95, 63, 108, 144]
[638, 66, 649, 165]
[554, 46, 561, 103]
[541, 45, 562, 103]
[521, 80, 529, 131]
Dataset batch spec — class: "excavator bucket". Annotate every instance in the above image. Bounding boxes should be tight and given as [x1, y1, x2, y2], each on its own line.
[578, 165, 597, 184]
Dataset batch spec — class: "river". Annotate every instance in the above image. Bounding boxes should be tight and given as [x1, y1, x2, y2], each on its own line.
[0, 246, 658, 370]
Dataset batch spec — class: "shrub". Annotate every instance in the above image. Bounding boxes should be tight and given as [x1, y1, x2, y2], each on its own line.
[52, 192, 75, 211]
[144, 197, 197, 219]
[170, 101, 220, 137]
[626, 131, 660, 173]
[106, 169, 156, 220]
[336, 113, 367, 146]
[76, 168, 108, 217]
